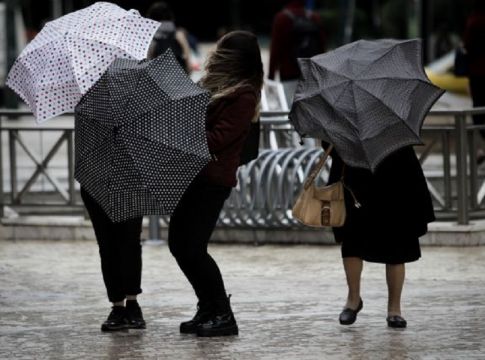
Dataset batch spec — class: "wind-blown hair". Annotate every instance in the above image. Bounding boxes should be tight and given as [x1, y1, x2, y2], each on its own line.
[199, 31, 264, 108]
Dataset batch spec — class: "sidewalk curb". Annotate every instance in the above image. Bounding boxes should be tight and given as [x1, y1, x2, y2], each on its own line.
[1, 216, 485, 245]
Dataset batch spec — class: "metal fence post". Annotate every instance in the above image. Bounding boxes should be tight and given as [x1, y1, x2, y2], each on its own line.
[148, 215, 161, 242]
[0, 121, 4, 218]
[67, 130, 76, 205]
[8, 130, 18, 204]
[455, 114, 469, 225]
[442, 131, 452, 210]
[468, 129, 478, 209]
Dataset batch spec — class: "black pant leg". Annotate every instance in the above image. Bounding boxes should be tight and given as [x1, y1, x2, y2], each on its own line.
[81, 188, 143, 302]
[114, 216, 143, 297]
[168, 179, 231, 304]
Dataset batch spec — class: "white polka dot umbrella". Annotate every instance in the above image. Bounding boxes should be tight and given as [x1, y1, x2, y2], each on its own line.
[6, 2, 160, 123]
[74, 49, 211, 222]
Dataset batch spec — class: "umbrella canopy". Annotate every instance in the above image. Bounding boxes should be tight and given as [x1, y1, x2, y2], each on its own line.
[289, 38, 444, 171]
[74, 49, 211, 222]
[6, 1, 160, 122]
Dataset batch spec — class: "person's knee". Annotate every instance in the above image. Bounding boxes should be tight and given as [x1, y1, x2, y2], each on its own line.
[168, 239, 199, 262]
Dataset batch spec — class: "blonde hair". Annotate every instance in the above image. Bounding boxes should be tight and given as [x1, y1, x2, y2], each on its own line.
[199, 31, 264, 121]
[200, 49, 255, 101]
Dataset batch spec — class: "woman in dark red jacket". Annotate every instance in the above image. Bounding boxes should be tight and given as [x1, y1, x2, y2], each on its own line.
[168, 31, 264, 337]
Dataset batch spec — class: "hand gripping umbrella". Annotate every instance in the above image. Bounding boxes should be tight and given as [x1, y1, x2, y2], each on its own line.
[74, 49, 211, 222]
[289, 39, 444, 171]
[6, 1, 160, 122]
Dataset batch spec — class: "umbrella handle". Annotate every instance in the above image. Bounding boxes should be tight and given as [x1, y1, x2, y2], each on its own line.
[303, 144, 334, 190]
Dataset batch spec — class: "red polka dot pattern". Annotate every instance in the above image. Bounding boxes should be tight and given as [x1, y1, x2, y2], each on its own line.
[6, 2, 160, 123]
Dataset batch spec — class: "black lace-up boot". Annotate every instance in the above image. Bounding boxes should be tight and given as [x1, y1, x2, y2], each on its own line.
[126, 300, 146, 329]
[180, 301, 213, 334]
[196, 295, 238, 337]
[101, 306, 128, 332]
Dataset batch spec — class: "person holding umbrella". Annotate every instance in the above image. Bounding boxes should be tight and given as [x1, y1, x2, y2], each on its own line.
[5, 2, 162, 332]
[168, 30, 264, 337]
[76, 50, 212, 333]
[323, 145, 434, 328]
[290, 39, 442, 328]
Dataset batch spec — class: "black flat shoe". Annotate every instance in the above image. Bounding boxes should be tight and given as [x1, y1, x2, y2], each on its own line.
[101, 306, 128, 332]
[387, 315, 407, 328]
[339, 299, 363, 325]
[180, 301, 213, 334]
[126, 300, 146, 329]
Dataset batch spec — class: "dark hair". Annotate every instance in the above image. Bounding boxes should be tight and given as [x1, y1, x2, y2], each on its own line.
[200, 31, 264, 101]
[146, 1, 174, 21]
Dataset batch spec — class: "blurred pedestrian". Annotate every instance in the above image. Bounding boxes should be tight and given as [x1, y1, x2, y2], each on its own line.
[146, 1, 192, 74]
[168, 31, 263, 337]
[81, 190, 145, 332]
[268, 0, 326, 106]
[464, 0, 485, 161]
[324, 144, 434, 328]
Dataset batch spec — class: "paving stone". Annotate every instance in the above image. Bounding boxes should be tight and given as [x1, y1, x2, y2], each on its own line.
[0, 240, 484, 359]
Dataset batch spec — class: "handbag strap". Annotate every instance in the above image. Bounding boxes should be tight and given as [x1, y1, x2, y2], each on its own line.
[304, 144, 334, 190]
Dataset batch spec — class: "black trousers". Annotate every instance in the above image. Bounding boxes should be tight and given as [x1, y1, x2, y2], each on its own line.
[469, 76, 485, 138]
[168, 178, 231, 308]
[81, 188, 143, 303]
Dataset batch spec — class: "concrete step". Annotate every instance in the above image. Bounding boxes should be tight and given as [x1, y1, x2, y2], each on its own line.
[1, 215, 484, 246]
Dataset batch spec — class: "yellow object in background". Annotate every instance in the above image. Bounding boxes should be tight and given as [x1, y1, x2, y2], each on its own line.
[425, 69, 470, 95]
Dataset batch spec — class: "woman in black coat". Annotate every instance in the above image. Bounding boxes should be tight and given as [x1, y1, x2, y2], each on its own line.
[326, 144, 434, 328]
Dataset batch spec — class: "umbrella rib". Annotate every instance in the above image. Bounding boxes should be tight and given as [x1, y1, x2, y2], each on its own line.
[355, 77, 438, 87]
[329, 81, 362, 137]
[351, 81, 422, 140]
[356, 39, 418, 80]
[118, 136, 166, 207]
[112, 62, 145, 117]
[297, 88, 361, 139]
[299, 79, 351, 101]
[348, 82, 374, 167]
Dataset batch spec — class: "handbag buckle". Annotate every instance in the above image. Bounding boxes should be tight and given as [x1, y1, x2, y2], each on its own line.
[321, 201, 331, 226]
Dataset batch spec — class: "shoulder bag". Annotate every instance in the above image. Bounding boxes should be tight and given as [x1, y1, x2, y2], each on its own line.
[292, 145, 353, 228]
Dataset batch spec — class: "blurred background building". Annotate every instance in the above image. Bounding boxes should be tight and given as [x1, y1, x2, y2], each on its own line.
[0, 0, 478, 107]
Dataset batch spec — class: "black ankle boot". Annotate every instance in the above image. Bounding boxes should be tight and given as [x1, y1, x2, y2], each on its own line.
[180, 301, 213, 334]
[196, 295, 238, 337]
[126, 300, 146, 329]
[101, 306, 128, 332]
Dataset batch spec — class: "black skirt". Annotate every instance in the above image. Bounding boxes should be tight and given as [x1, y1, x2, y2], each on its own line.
[328, 146, 434, 264]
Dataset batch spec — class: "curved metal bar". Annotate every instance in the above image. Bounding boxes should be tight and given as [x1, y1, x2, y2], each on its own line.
[220, 147, 330, 228]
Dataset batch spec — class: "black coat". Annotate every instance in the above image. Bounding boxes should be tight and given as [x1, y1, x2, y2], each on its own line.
[328, 145, 435, 243]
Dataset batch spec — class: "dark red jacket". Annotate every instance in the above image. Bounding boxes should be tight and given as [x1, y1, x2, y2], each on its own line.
[269, 0, 326, 81]
[198, 87, 258, 187]
[464, 12, 485, 76]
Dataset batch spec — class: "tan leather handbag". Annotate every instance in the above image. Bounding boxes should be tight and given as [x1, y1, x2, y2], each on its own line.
[292, 145, 347, 228]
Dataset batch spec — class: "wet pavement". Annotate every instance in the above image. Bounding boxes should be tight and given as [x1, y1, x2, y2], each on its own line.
[0, 240, 484, 359]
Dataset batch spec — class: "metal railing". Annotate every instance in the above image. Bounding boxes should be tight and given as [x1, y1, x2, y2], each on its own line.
[1, 108, 485, 226]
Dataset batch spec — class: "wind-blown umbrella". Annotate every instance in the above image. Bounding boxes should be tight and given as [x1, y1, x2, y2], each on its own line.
[75, 50, 211, 222]
[6, 1, 160, 122]
[289, 38, 444, 171]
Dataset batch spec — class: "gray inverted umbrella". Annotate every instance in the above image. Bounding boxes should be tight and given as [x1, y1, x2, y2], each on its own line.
[75, 49, 211, 222]
[289, 38, 444, 171]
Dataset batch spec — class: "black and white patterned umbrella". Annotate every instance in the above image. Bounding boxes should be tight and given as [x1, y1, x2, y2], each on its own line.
[289, 39, 444, 171]
[75, 49, 211, 222]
